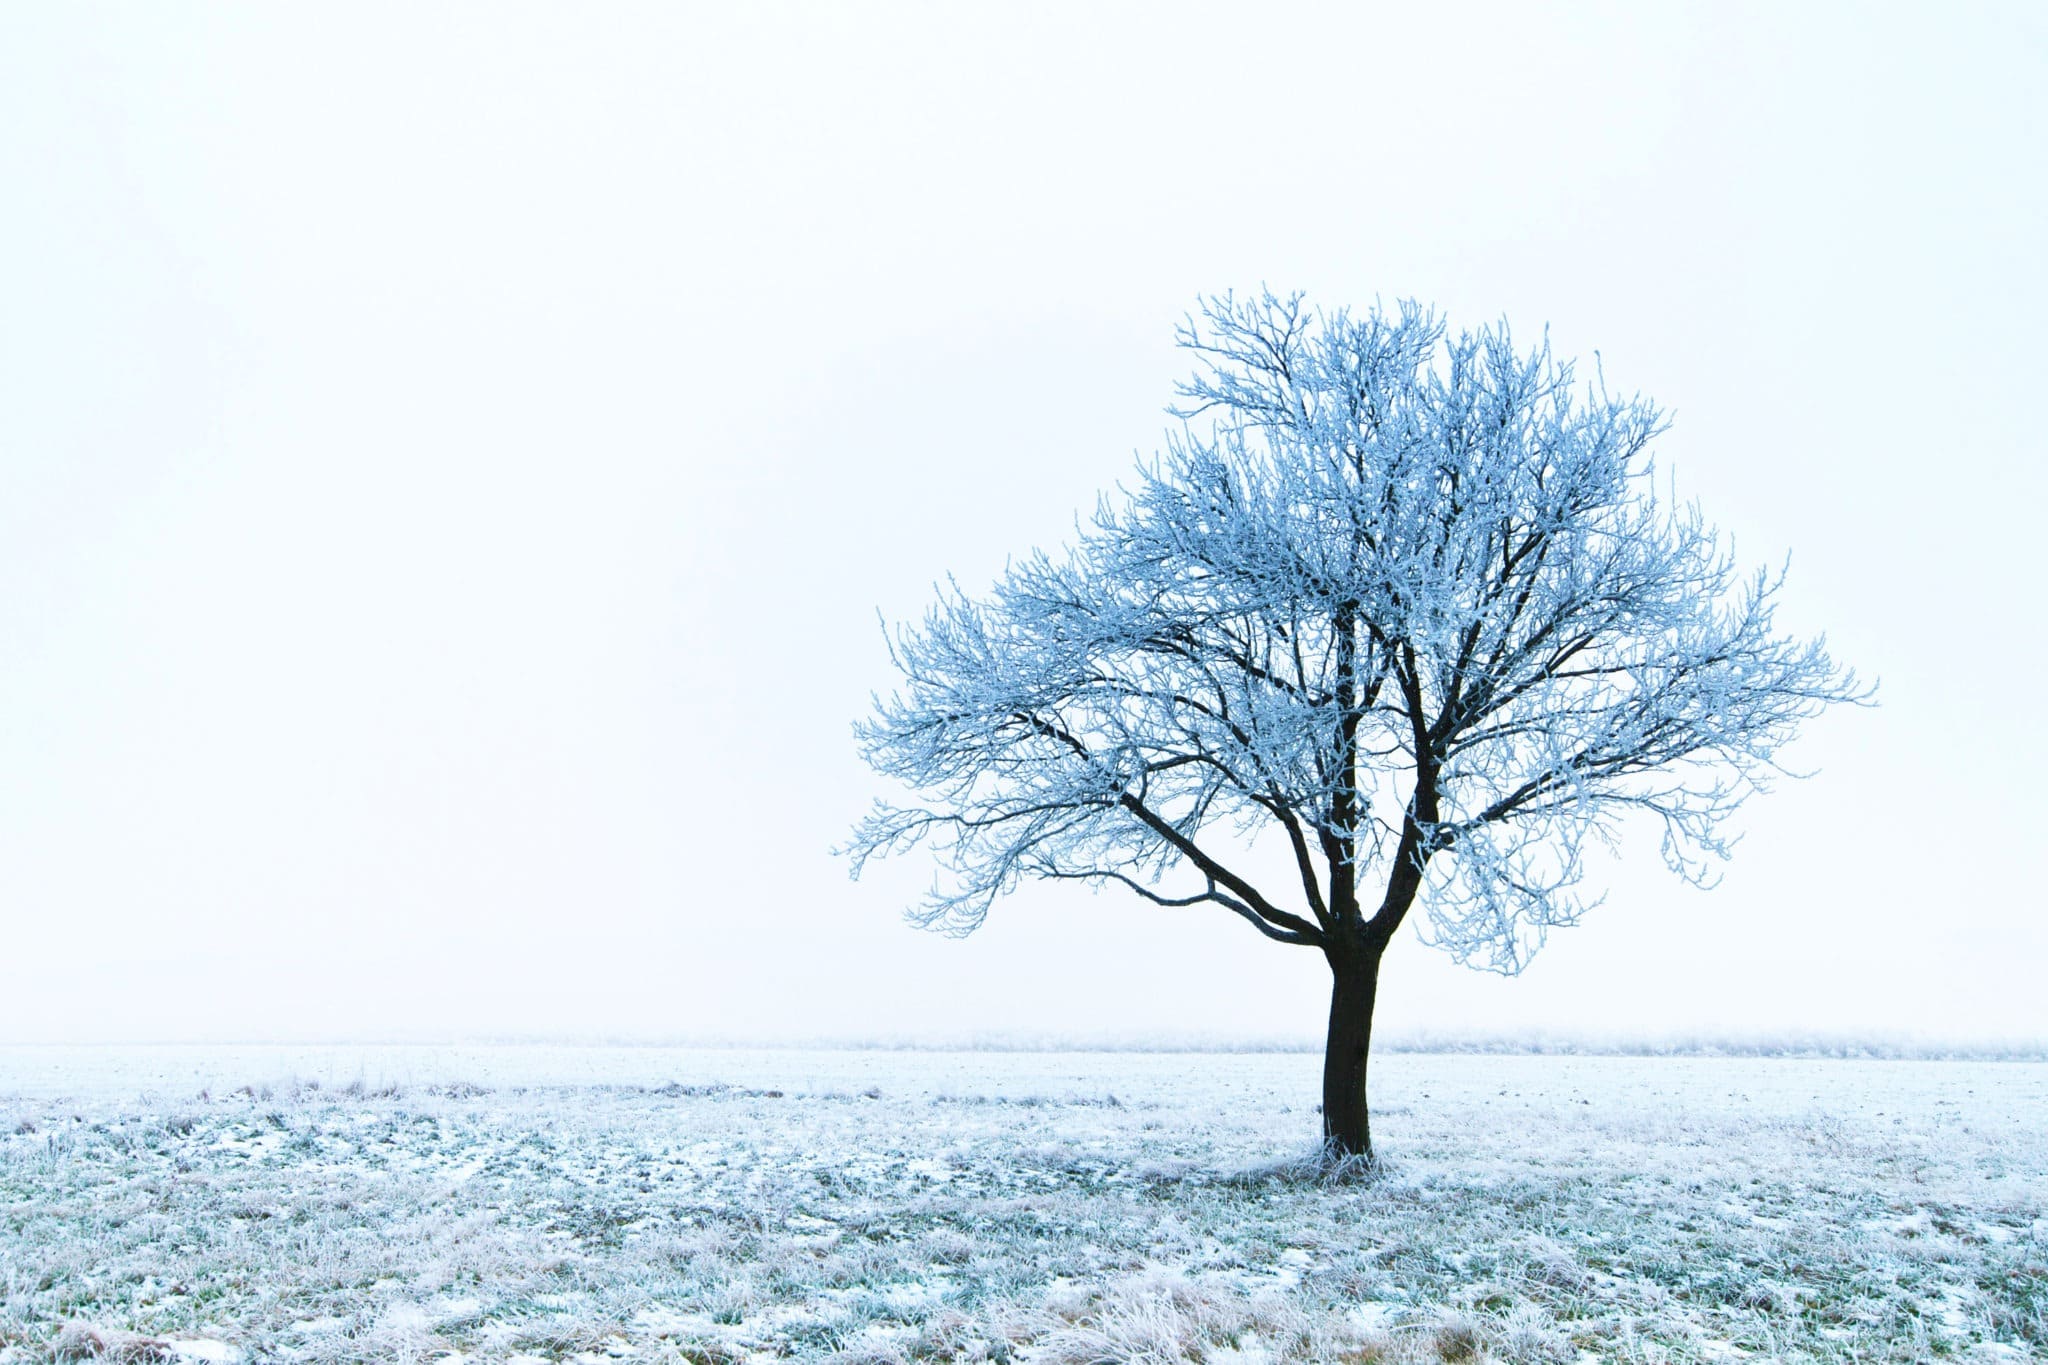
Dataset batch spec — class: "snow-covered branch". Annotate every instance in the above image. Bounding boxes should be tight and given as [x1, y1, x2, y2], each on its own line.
[847, 292, 1869, 971]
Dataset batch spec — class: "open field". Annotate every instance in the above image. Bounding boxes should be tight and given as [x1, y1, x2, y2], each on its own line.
[2, 1047, 2043, 1363]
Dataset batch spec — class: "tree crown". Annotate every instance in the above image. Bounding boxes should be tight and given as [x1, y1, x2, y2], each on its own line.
[848, 293, 1866, 972]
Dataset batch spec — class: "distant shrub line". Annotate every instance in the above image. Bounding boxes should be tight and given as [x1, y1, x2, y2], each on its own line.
[458, 1032, 2048, 1061]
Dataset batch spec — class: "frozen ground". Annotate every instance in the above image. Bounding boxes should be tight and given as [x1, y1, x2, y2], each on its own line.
[1, 1048, 2042, 1363]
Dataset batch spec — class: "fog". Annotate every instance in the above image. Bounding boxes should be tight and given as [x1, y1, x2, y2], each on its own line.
[3, 4, 2042, 1046]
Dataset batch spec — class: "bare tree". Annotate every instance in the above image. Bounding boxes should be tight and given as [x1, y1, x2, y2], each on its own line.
[846, 293, 1866, 1162]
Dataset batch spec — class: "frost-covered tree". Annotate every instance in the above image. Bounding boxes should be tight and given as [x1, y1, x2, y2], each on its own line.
[846, 293, 1865, 1162]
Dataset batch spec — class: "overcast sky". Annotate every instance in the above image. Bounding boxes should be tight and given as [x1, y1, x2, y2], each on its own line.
[3, 3, 2043, 1047]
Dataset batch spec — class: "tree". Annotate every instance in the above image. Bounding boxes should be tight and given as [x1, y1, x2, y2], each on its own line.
[845, 293, 1866, 1163]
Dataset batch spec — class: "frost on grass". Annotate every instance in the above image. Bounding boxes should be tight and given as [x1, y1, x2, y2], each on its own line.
[1, 1052, 2043, 1363]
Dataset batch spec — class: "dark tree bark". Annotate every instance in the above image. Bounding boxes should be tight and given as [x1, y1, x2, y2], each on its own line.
[1320, 929, 1387, 1161]
[1319, 725, 1435, 1164]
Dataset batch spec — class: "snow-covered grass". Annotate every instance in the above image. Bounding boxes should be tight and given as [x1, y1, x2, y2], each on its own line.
[2, 1049, 2042, 1363]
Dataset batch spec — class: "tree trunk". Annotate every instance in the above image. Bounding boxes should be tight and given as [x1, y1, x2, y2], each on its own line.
[1321, 937, 1385, 1162]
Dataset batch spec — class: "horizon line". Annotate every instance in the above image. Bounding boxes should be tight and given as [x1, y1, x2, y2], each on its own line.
[5, 1030, 2046, 1061]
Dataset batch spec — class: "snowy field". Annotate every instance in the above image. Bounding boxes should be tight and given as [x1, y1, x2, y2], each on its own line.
[2, 1048, 2042, 1363]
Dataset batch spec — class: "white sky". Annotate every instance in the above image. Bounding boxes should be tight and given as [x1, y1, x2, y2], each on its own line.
[3, 3, 2043, 1047]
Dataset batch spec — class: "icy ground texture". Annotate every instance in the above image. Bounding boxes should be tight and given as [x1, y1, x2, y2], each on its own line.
[1, 1049, 2042, 1363]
